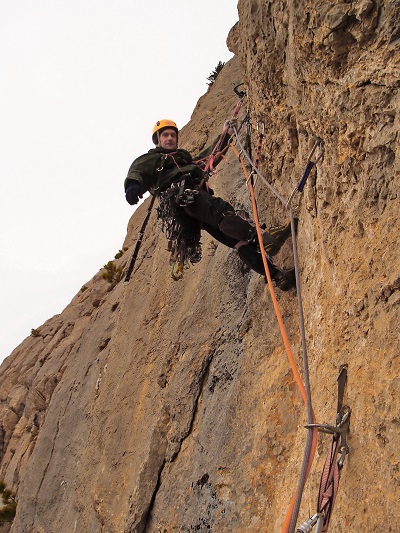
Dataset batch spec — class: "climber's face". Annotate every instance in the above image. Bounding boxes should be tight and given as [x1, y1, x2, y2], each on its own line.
[159, 128, 178, 150]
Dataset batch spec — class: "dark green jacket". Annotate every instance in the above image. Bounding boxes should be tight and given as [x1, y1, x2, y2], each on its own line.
[124, 135, 230, 195]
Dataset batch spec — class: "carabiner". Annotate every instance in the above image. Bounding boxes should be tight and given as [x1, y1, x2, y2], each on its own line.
[233, 83, 246, 98]
[296, 513, 324, 532]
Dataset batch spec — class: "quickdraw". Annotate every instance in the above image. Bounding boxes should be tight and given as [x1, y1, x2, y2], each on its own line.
[286, 139, 324, 210]
[202, 85, 247, 175]
[297, 365, 351, 533]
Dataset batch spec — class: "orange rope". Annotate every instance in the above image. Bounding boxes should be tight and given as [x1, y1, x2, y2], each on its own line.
[230, 143, 307, 401]
[229, 143, 317, 532]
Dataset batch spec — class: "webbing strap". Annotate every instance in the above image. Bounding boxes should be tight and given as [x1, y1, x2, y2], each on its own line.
[318, 438, 340, 530]
[317, 365, 351, 532]
[336, 364, 348, 416]
[203, 96, 245, 174]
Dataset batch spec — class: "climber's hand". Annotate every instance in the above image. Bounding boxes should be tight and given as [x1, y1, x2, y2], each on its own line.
[125, 182, 143, 205]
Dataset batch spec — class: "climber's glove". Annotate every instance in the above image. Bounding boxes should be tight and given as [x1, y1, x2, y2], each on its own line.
[125, 181, 143, 205]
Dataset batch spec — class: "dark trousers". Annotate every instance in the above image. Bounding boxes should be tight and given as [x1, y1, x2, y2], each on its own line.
[182, 190, 276, 276]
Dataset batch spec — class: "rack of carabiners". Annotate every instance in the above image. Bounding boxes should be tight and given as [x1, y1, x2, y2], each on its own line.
[224, 87, 351, 533]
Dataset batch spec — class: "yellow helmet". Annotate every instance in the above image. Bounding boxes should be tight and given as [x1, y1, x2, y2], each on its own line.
[152, 119, 178, 145]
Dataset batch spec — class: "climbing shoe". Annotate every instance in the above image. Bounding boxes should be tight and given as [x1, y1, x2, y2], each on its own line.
[262, 218, 298, 256]
[272, 267, 296, 291]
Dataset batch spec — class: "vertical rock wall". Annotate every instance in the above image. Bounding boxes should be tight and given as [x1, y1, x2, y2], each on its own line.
[0, 2, 399, 532]
[228, 0, 400, 531]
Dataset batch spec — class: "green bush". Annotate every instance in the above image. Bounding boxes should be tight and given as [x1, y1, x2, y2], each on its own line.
[207, 61, 225, 86]
[0, 480, 16, 522]
[114, 247, 128, 259]
[101, 261, 123, 284]
[0, 503, 16, 521]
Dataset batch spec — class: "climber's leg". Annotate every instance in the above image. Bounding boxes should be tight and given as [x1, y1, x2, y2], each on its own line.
[202, 224, 296, 291]
[185, 190, 297, 256]
[262, 218, 298, 256]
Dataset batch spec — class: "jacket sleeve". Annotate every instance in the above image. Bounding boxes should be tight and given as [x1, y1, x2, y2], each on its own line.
[124, 152, 160, 195]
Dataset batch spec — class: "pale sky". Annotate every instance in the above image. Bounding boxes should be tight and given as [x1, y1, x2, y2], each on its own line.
[0, 0, 238, 362]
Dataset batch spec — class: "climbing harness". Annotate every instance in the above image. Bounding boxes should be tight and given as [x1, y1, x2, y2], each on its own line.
[297, 365, 351, 533]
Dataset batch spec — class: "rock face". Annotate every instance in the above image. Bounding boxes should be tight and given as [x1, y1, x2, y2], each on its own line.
[0, 1, 399, 532]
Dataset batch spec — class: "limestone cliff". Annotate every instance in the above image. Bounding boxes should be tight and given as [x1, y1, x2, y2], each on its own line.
[0, 1, 399, 532]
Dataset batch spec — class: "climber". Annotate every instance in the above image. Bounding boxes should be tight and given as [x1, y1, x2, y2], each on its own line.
[124, 119, 296, 290]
